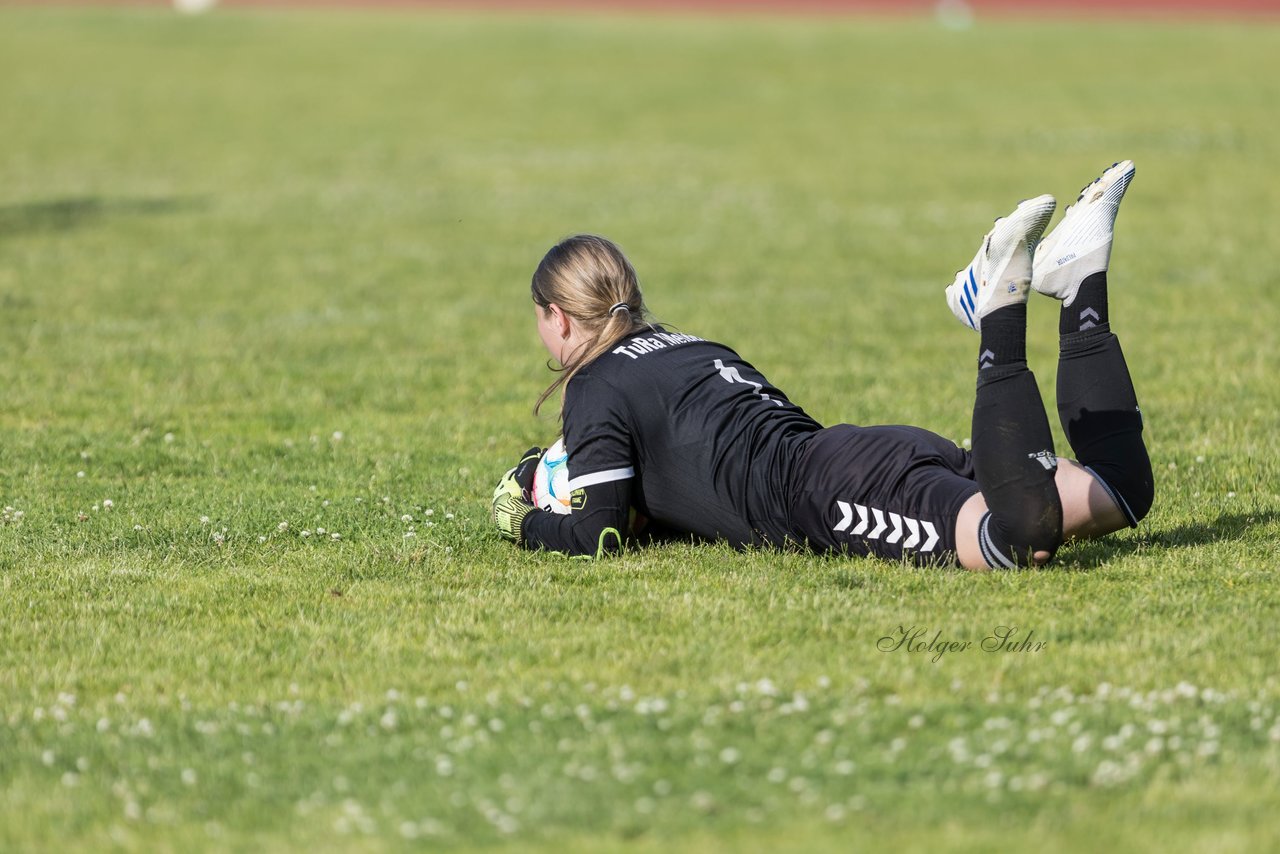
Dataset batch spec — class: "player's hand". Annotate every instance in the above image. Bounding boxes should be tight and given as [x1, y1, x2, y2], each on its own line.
[509, 446, 541, 502]
[491, 491, 532, 542]
[491, 447, 541, 541]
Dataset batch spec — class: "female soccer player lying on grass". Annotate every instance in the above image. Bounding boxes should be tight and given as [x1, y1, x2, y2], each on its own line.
[492, 161, 1153, 569]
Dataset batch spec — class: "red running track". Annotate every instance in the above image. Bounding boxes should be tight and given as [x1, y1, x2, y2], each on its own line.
[13, 0, 1280, 15]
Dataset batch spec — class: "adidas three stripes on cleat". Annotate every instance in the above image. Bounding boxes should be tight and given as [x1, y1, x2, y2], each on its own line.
[946, 195, 1057, 331]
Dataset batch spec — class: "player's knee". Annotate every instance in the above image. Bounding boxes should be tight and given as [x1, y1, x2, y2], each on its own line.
[1088, 454, 1154, 526]
[980, 508, 1063, 568]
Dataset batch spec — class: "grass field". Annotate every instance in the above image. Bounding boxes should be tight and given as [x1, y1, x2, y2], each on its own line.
[2, 5, 1279, 851]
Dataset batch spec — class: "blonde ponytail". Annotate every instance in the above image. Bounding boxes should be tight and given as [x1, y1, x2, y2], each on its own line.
[530, 235, 652, 416]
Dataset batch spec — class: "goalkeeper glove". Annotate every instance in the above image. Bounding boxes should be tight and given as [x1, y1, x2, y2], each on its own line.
[491, 447, 541, 541]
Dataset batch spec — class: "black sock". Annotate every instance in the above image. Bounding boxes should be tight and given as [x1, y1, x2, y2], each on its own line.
[1060, 271, 1109, 335]
[971, 305, 1063, 566]
[1057, 323, 1153, 525]
[977, 303, 1026, 371]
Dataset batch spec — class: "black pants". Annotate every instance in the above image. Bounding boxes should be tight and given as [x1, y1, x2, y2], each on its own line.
[789, 424, 980, 565]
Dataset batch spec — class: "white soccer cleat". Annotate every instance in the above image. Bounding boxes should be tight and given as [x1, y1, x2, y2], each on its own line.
[1033, 160, 1135, 306]
[946, 194, 1057, 331]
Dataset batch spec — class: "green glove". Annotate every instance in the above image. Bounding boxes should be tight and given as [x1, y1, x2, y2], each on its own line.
[491, 447, 541, 541]
[492, 492, 532, 541]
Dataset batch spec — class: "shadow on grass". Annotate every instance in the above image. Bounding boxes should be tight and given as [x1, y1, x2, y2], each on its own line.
[0, 196, 206, 237]
[1054, 510, 1279, 570]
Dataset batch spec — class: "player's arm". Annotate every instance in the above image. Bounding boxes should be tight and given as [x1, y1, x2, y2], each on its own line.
[490, 447, 632, 557]
[525, 372, 637, 557]
[520, 478, 632, 558]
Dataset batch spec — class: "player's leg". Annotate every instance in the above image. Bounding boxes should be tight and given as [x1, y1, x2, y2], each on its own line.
[955, 459, 1125, 567]
[1033, 160, 1154, 535]
[789, 424, 982, 565]
[945, 196, 1063, 568]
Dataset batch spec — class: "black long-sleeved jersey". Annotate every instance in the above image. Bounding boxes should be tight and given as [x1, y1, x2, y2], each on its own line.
[521, 328, 822, 556]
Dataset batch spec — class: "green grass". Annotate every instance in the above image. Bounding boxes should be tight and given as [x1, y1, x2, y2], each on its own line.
[2, 6, 1279, 851]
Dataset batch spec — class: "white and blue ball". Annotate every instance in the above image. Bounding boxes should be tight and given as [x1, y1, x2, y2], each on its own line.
[532, 438, 572, 515]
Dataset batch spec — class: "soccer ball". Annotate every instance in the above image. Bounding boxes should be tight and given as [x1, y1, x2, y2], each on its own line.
[532, 438, 571, 515]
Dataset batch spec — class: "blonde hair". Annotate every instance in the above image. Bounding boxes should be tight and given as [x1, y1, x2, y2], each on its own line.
[531, 234, 652, 415]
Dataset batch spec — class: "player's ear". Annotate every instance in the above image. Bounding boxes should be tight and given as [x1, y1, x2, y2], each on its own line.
[548, 303, 572, 339]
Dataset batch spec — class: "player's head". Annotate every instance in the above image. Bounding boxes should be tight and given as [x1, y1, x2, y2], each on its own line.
[531, 234, 651, 413]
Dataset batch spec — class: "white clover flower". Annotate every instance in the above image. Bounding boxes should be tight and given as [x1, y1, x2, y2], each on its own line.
[445, 513, 455, 520]
[200, 516, 210, 524]
[316, 527, 326, 535]
[277, 522, 289, 531]
[424, 509, 434, 516]
[182, 769, 198, 785]
[77, 471, 85, 478]
[102, 499, 114, 509]
[134, 525, 143, 531]
[331, 533, 341, 541]
[401, 514, 413, 523]
[332, 431, 344, 441]
[301, 530, 311, 538]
